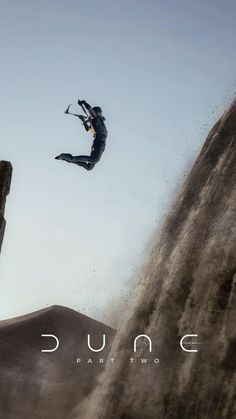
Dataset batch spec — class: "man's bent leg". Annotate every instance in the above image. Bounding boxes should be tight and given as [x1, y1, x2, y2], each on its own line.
[70, 141, 105, 167]
[55, 154, 94, 169]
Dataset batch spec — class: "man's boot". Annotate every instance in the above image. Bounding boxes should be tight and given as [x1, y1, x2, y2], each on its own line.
[55, 153, 73, 162]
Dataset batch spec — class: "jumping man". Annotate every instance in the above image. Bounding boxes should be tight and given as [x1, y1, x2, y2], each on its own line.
[55, 100, 108, 171]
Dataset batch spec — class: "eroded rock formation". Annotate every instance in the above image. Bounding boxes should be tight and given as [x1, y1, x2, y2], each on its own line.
[79, 100, 236, 419]
[0, 161, 12, 252]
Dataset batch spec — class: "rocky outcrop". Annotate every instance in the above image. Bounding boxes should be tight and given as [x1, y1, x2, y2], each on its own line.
[0, 161, 12, 252]
[0, 305, 116, 419]
[80, 100, 236, 419]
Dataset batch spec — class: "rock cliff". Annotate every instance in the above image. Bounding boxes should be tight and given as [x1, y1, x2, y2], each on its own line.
[0, 161, 12, 252]
[80, 100, 236, 419]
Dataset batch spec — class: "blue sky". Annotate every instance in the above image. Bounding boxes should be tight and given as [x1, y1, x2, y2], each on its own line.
[0, 0, 235, 323]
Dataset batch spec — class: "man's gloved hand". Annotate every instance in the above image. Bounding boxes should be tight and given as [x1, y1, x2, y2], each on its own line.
[78, 99, 86, 106]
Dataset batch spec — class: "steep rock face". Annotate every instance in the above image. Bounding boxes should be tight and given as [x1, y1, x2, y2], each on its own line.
[0, 305, 116, 419]
[0, 161, 12, 252]
[80, 100, 236, 419]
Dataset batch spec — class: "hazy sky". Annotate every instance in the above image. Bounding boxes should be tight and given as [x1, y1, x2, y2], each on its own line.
[0, 0, 235, 322]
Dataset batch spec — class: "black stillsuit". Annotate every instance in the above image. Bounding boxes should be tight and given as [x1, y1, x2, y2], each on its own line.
[71, 105, 108, 171]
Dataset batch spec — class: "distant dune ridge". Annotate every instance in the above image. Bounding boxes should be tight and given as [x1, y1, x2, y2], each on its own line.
[77, 100, 236, 419]
[0, 305, 116, 419]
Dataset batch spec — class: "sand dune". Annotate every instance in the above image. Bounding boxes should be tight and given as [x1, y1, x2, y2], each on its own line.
[0, 305, 115, 419]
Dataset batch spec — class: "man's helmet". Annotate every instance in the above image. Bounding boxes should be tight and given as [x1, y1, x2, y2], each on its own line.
[93, 106, 102, 114]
